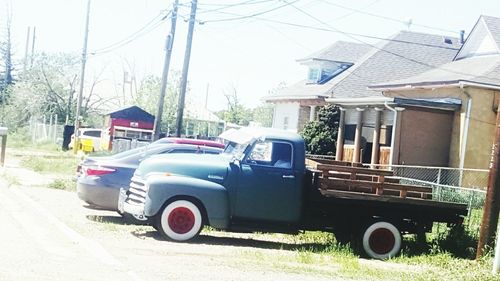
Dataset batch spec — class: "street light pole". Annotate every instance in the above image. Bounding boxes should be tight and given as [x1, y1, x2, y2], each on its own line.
[73, 0, 91, 153]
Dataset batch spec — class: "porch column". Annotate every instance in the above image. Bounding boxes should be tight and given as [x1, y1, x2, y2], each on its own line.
[371, 108, 383, 167]
[353, 108, 364, 163]
[335, 108, 346, 161]
[309, 105, 317, 121]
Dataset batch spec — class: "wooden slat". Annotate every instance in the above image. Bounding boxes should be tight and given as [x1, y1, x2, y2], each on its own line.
[320, 189, 465, 210]
[319, 178, 432, 199]
[322, 172, 400, 183]
[316, 164, 394, 176]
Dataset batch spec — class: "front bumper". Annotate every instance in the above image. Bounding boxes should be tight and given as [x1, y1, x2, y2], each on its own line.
[118, 188, 146, 217]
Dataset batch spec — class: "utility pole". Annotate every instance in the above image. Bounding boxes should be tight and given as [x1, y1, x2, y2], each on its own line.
[477, 102, 500, 258]
[23, 27, 31, 72]
[73, 0, 91, 153]
[153, 0, 178, 140]
[30, 27, 36, 67]
[175, 0, 197, 137]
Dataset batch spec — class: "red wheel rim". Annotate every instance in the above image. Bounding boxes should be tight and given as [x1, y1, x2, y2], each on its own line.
[368, 228, 396, 255]
[168, 207, 195, 234]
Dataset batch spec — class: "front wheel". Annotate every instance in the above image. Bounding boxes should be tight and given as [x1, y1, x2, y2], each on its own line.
[362, 221, 402, 260]
[156, 200, 203, 241]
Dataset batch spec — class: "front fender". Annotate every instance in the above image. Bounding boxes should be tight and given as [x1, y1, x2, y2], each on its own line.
[144, 174, 229, 229]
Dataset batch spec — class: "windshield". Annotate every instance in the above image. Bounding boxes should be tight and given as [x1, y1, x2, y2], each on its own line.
[222, 141, 249, 160]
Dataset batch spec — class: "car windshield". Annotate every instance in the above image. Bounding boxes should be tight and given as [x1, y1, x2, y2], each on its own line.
[222, 141, 248, 160]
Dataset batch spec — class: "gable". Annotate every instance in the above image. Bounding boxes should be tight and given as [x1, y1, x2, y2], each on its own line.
[108, 106, 155, 123]
[455, 16, 500, 60]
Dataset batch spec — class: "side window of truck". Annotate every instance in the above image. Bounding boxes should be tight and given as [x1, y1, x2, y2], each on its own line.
[246, 140, 292, 169]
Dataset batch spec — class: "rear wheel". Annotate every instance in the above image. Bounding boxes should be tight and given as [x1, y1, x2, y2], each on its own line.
[156, 200, 203, 241]
[362, 221, 401, 260]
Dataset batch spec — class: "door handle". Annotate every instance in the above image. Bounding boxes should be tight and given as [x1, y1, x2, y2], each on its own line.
[282, 175, 295, 179]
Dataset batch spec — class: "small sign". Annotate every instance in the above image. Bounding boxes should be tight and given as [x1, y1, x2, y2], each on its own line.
[130, 122, 139, 128]
[0, 127, 7, 136]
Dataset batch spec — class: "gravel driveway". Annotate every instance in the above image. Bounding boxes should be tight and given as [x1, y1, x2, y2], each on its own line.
[0, 154, 343, 281]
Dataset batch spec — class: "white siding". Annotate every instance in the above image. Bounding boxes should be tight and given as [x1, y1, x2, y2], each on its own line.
[272, 103, 300, 132]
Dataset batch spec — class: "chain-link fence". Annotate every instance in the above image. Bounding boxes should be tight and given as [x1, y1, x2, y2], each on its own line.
[29, 115, 64, 144]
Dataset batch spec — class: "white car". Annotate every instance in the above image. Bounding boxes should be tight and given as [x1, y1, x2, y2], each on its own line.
[69, 128, 102, 151]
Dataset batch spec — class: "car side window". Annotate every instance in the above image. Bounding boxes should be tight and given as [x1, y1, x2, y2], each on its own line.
[246, 140, 292, 169]
[83, 130, 101, 138]
[247, 141, 273, 165]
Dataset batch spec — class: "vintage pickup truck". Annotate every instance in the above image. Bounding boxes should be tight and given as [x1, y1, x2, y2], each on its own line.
[120, 127, 467, 259]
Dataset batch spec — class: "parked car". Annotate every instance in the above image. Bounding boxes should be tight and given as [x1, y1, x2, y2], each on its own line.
[76, 143, 223, 216]
[154, 137, 225, 149]
[69, 128, 103, 151]
[76, 137, 225, 176]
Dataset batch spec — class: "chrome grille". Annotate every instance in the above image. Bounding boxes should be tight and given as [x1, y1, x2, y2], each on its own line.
[127, 176, 147, 205]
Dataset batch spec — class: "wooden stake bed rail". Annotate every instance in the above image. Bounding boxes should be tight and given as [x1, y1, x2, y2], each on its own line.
[306, 158, 433, 200]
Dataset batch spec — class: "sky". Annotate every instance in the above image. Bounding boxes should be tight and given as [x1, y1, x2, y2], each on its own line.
[2, 0, 500, 112]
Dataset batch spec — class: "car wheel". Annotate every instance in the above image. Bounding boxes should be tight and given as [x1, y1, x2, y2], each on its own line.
[156, 200, 203, 241]
[362, 221, 401, 260]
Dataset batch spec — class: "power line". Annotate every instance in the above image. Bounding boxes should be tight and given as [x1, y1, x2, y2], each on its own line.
[195, 0, 277, 14]
[319, 0, 459, 35]
[197, 3, 500, 84]
[90, 10, 170, 55]
[330, 0, 382, 22]
[200, 0, 299, 23]
[198, 7, 458, 51]
[284, 1, 500, 83]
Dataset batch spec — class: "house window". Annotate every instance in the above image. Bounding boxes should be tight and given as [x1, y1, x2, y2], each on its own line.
[308, 68, 320, 82]
[307, 63, 352, 84]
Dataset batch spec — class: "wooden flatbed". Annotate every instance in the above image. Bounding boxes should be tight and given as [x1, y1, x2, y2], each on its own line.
[306, 158, 467, 212]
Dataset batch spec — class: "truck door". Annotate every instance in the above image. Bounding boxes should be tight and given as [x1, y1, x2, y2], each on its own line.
[234, 139, 302, 223]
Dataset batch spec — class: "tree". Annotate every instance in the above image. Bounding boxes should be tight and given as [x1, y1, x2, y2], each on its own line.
[300, 104, 340, 155]
[216, 86, 252, 126]
[251, 104, 273, 127]
[0, 5, 14, 102]
[134, 73, 180, 134]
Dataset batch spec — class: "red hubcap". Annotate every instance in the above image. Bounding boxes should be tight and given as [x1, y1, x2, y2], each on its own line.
[168, 207, 195, 234]
[368, 228, 396, 255]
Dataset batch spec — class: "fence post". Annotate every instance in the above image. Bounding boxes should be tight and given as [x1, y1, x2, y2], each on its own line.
[437, 169, 442, 185]
[53, 114, 58, 142]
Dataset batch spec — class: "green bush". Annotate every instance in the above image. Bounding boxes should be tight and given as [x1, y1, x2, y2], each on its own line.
[300, 104, 340, 155]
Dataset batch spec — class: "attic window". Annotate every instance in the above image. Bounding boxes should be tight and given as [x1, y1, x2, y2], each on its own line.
[307, 63, 352, 84]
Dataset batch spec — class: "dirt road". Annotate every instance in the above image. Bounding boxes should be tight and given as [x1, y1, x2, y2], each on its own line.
[0, 157, 340, 281]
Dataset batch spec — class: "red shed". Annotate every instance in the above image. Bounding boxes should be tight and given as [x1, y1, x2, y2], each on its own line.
[102, 106, 155, 150]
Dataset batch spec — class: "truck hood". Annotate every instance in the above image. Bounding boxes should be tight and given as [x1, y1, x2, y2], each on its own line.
[136, 153, 231, 184]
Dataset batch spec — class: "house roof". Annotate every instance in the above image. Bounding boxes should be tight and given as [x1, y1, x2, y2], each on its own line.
[370, 16, 500, 91]
[454, 15, 500, 60]
[369, 55, 500, 90]
[106, 105, 155, 123]
[482, 15, 500, 50]
[329, 31, 462, 99]
[265, 31, 461, 103]
[297, 41, 372, 63]
[264, 41, 372, 101]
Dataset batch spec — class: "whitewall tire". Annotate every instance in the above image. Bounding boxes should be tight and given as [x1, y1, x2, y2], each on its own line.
[362, 221, 401, 260]
[158, 200, 203, 241]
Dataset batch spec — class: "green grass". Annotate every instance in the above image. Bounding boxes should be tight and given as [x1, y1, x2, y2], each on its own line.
[19, 154, 77, 175]
[48, 178, 76, 191]
[214, 229, 498, 280]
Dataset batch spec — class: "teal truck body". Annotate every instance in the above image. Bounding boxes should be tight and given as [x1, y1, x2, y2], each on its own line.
[120, 127, 467, 259]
